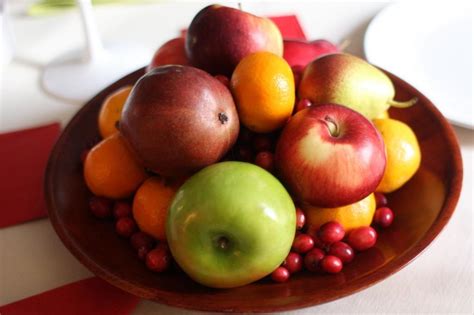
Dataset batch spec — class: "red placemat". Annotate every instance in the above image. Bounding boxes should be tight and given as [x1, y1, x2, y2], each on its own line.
[269, 15, 307, 40]
[0, 277, 140, 315]
[0, 123, 60, 228]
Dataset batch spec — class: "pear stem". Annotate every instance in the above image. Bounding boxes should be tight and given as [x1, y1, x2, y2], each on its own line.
[388, 97, 418, 108]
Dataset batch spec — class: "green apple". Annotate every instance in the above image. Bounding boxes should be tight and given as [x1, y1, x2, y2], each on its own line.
[166, 161, 295, 288]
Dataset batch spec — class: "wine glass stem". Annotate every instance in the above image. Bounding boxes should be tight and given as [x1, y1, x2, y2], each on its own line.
[76, 0, 105, 62]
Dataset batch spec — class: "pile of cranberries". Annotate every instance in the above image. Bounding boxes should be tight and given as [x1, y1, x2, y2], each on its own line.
[89, 196, 173, 273]
[271, 192, 394, 283]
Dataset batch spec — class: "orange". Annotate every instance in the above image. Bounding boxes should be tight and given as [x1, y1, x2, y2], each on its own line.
[230, 51, 294, 133]
[133, 177, 179, 241]
[373, 118, 421, 193]
[84, 133, 147, 199]
[98, 86, 132, 138]
[304, 193, 376, 234]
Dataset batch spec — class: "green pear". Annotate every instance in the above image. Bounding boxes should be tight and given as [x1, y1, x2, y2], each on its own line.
[298, 53, 417, 119]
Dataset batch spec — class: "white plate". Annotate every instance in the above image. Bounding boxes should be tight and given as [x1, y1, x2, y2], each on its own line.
[364, 2, 473, 129]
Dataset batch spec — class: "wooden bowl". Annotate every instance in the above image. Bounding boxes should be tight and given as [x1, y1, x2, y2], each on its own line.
[45, 68, 463, 312]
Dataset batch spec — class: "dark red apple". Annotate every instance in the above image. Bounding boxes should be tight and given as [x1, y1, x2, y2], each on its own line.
[283, 39, 339, 68]
[185, 4, 283, 76]
[121, 65, 239, 176]
[275, 104, 386, 208]
[147, 38, 189, 72]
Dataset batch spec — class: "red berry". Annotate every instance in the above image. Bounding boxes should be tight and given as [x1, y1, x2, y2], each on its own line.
[318, 221, 345, 244]
[89, 196, 113, 218]
[237, 145, 253, 162]
[374, 207, 394, 228]
[115, 217, 137, 238]
[328, 241, 354, 264]
[320, 255, 343, 274]
[282, 252, 303, 274]
[214, 74, 230, 88]
[113, 201, 132, 219]
[295, 208, 305, 230]
[137, 246, 149, 260]
[374, 192, 388, 207]
[292, 233, 314, 253]
[255, 151, 274, 172]
[347, 226, 377, 251]
[130, 231, 154, 251]
[311, 234, 328, 250]
[304, 248, 325, 272]
[253, 134, 273, 152]
[80, 149, 90, 164]
[295, 98, 312, 113]
[146, 244, 171, 272]
[271, 267, 290, 283]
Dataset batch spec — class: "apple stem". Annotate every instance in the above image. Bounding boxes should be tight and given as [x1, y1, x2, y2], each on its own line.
[323, 116, 339, 137]
[238, 2, 242, 11]
[217, 236, 230, 250]
[388, 97, 418, 108]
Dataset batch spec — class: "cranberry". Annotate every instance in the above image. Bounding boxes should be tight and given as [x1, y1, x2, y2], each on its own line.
[328, 241, 355, 264]
[271, 267, 290, 283]
[214, 75, 230, 88]
[253, 134, 273, 152]
[347, 226, 378, 251]
[282, 252, 303, 274]
[80, 149, 90, 164]
[374, 192, 388, 207]
[115, 217, 137, 238]
[374, 207, 394, 228]
[237, 145, 253, 162]
[89, 196, 113, 218]
[295, 99, 312, 113]
[320, 255, 343, 274]
[295, 208, 305, 230]
[130, 231, 154, 251]
[318, 221, 345, 244]
[137, 246, 150, 261]
[255, 151, 274, 172]
[113, 201, 132, 219]
[292, 233, 314, 253]
[304, 248, 325, 272]
[311, 234, 328, 250]
[146, 244, 172, 272]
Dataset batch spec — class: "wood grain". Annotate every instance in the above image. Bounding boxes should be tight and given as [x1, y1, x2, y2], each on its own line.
[44, 67, 463, 312]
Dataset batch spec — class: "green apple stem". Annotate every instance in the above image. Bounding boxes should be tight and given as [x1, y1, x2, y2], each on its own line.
[388, 97, 418, 108]
[323, 116, 340, 137]
[217, 236, 230, 250]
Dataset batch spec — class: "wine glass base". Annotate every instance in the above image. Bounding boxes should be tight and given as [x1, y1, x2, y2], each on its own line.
[41, 43, 151, 103]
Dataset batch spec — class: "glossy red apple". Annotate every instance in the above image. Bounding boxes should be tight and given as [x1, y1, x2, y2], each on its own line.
[275, 104, 386, 208]
[283, 39, 339, 68]
[121, 65, 239, 176]
[147, 38, 189, 72]
[185, 4, 283, 76]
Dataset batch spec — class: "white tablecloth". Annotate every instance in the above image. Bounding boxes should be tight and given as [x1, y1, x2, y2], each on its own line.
[0, 1, 472, 314]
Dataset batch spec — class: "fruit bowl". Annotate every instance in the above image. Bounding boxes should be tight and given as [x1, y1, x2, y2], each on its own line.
[44, 67, 462, 312]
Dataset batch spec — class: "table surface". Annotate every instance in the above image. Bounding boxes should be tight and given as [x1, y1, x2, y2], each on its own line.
[0, 1, 472, 314]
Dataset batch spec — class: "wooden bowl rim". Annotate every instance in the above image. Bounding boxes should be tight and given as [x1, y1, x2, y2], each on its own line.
[44, 67, 463, 313]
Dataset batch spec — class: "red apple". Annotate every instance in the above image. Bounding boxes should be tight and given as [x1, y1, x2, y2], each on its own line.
[275, 104, 386, 208]
[147, 38, 189, 72]
[185, 5, 283, 76]
[283, 39, 339, 68]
